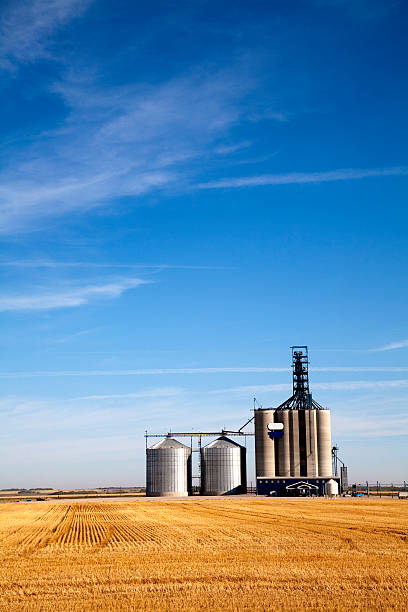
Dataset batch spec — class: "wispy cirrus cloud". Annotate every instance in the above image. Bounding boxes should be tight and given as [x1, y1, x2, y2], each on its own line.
[370, 339, 408, 352]
[312, 366, 408, 372]
[0, 0, 93, 69]
[210, 379, 408, 395]
[52, 327, 103, 344]
[214, 141, 252, 155]
[0, 260, 230, 271]
[1, 366, 408, 378]
[197, 166, 408, 189]
[78, 387, 185, 401]
[0, 278, 147, 312]
[0, 68, 259, 232]
[0, 367, 288, 379]
[333, 413, 408, 438]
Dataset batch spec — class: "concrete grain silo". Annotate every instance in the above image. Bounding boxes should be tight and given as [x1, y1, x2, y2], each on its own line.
[201, 436, 246, 495]
[316, 409, 332, 477]
[255, 347, 339, 496]
[254, 409, 275, 477]
[146, 437, 192, 497]
[306, 409, 319, 477]
[275, 409, 291, 477]
[289, 409, 301, 477]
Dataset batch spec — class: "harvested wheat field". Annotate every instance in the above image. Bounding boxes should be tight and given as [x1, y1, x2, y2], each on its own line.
[0, 498, 406, 611]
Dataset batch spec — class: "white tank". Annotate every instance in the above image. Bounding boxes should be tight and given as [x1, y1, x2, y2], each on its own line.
[146, 437, 192, 497]
[325, 479, 339, 496]
[201, 436, 246, 495]
[255, 409, 276, 477]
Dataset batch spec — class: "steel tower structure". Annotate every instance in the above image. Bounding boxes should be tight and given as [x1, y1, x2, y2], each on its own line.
[275, 345, 324, 410]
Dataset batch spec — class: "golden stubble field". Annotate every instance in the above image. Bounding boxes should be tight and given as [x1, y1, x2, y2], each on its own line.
[0, 498, 406, 611]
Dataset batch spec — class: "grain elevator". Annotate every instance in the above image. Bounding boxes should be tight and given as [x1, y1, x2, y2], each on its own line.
[145, 346, 340, 497]
[255, 346, 338, 496]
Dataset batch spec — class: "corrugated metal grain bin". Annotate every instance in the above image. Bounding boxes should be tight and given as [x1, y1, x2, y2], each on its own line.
[201, 436, 246, 495]
[146, 437, 192, 497]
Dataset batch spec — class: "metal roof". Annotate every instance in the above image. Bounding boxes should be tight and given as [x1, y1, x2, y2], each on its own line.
[203, 435, 244, 449]
[150, 437, 190, 450]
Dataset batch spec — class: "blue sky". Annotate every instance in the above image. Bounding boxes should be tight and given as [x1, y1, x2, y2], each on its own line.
[0, 0, 407, 488]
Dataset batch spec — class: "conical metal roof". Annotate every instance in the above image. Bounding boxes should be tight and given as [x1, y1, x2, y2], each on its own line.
[150, 437, 190, 450]
[204, 435, 243, 449]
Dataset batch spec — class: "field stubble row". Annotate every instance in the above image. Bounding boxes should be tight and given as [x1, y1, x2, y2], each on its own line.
[0, 498, 406, 610]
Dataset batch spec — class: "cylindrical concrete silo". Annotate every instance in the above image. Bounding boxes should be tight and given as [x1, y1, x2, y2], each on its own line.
[255, 409, 276, 477]
[289, 409, 300, 477]
[317, 409, 332, 477]
[275, 409, 291, 476]
[201, 436, 246, 495]
[146, 437, 192, 497]
[305, 409, 319, 477]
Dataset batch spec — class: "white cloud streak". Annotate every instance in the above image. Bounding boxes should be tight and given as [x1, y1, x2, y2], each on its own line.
[370, 339, 408, 352]
[211, 379, 408, 395]
[1, 367, 408, 378]
[78, 387, 185, 401]
[0, 278, 147, 311]
[0, 69, 257, 232]
[52, 327, 103, 344]
[333, 414, 408, 438]
[0, 367, 288, 379]
[214, 141, 252, 155]
[0, 260, 229, 271]
[315, 380, 408, 390]
[197, 166, 408, 189]
[312, 367, 408, 372]
[0, 0, 93, 68]
[0, 2, 404, 237]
